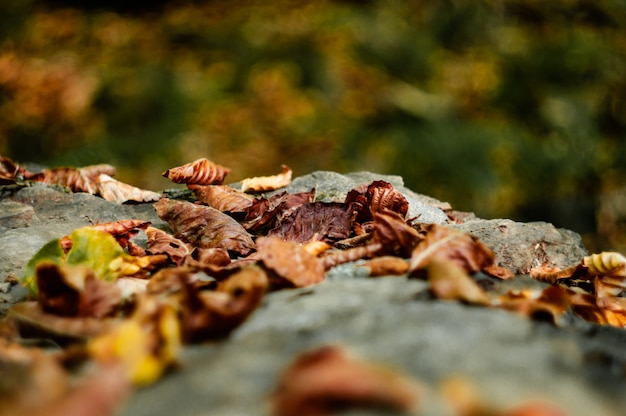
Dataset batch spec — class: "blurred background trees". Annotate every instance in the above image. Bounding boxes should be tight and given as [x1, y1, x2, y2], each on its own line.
[1, 0, 625, 251]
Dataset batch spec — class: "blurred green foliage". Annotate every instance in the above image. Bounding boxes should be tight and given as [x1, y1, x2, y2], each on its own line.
[1, 0, 625, 250]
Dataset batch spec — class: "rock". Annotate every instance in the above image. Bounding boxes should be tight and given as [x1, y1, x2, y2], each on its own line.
[0, 171, 624, 416]
[453, 218, 588, 274]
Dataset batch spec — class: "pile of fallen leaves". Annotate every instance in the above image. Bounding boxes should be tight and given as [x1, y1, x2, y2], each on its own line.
[1, 155, 626, 415]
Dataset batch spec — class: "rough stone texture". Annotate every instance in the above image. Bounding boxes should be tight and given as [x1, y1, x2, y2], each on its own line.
[1, 172, 625, 416]
[453, 219, 589, 274]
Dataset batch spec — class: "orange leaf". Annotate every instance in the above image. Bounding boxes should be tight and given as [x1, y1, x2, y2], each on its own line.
[162, 158, 230, 185]
[482, 264, 515, 280]
[256, 236, 325, 288]
[363, 256, 409, 277]
[96, 174, 161, 204]
[409, 224, 494, 274]
[270, 345, 420, 416]
[497, 286, 571, 325]
[187, 184, 253, 212]
[427, 259, 490, 306]
[240, 164, 292, 192]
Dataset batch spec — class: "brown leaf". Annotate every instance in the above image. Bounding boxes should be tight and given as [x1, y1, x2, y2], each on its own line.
[482, 264, 515, 280]
[371, 209, 422, 257]
[179, 265, 268, 342]
[185, 247, 232, 268]
[363, 256, 410, 277]
[497, 286, 572, 325]
[269, 345, 420, 416]
[61, 219, 151, 252]
[320, 243, 382, 271]
[146, 226, 193, 265]
[345, 180, 409, 224]
[427, 259, 490, 306]
[8, 302, 121, 340]
[96, 174, 161, 204]
[31, 164, 115, 194]
[256, 236, 325, 288]
[154, 198, 255, 256]
[187, 184, 253, 212]
[302, 241, 332, 257]
[584, 252, 626, 297]
[242, 190, 315, 233]
[162, 158, 231, 185]
[240, 164, 292, 192]
[571, 293, 626, 328]
[267, 201, 353, 244]
[36, 263, 122, 319]
[0, 155, 29, 182]
[409, 224, 495, 274]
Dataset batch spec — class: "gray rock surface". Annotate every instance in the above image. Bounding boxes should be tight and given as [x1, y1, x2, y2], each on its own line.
[1, 172, 625, 416]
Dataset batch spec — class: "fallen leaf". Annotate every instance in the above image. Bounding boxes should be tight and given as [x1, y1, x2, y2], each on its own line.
[187, 184, 253, 212]
[179, 265, 268, 342]
[146, 226, 193, 265]
[269, 345, 420, 416]
[427, 259, 490, 306]
[162, 158, 231, 185]
[345, 180, 409, 223]
[409, 224, 495, 275]
[240, 164, 292, 192]
[570, 293, 626, 328]
[88, 294, 181, 386]
[23, 228, 158, 297]
[242, 190, 315, 233]
[154, 198, 255, 256]
[96, 174, 161, 204]
[30, 164, 116, 194]
[482, 264, 515, 280]
[36, 262, 122, 318]
[256, 236, 325, 288]
[60, 219, 151, 251]
[320, 243, 382, 271]
[363, 256, 410, 277]
[8, 302, 122, 340]
[371, 209, 422, 257]
[497, 286, 572, 325]
[0, 155, 29, 182]
[267, 201, 353, 244]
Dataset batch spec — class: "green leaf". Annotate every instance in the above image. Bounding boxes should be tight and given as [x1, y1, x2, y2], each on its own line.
[22, 238, 65, 298]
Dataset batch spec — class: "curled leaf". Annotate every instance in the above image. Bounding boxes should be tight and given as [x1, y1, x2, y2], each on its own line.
[409, 224, 494, 275]
[187, 184, 253, 212]
[497, 286, 572, 325]
[270, 345, 420, 416]
[256, 236, 325, 288]
[96, 174, 161, 204]
[179, 265, 268, 342]
[346, 180, 409, 223]
[162, 158, 230, 185]
[31, 164, 116, 194]
[320, 243, 382, 271]
[154, 198, 255, 256]
[363, 256, 410, 277]
[146, 226, 193, 265]
[240, 164, 292, 192]
[371, 209, 422, 257]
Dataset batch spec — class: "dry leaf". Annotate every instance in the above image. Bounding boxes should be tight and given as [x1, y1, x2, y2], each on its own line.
[154, 198, 255, 256]
[570, 293, 626, 328]
[60, 219, 151, 251]
[497, 286, 572, 325]
[8, 302, 121, 341]
[240, 164, 292, 192]
[320, 243, 382, 271]
[31, 164, 116, 194]
[88, 294, 181, 386]
[482, 264, 515, 280]
[302, 241, 332, 257]
[363, 256, 410, 277]
[96, 174, 161, 204]
[345, 180, 409, 223]
[267, 201, 353, 244]
[409, 224, 495, 274]
[243, 190, 315, 233]
[371, 209, 422, 257]
[0, 155, 29, 182]
[256, 236, 325, 288]
[162, 158, 231, 185]
[427, 259, 490, 306]
[36, 262, 122, 318]
[179, 265, 268, 342]
[146, 226, 193, 265]
[188, 184, 253, 212]
[269, 345, 420, 416]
